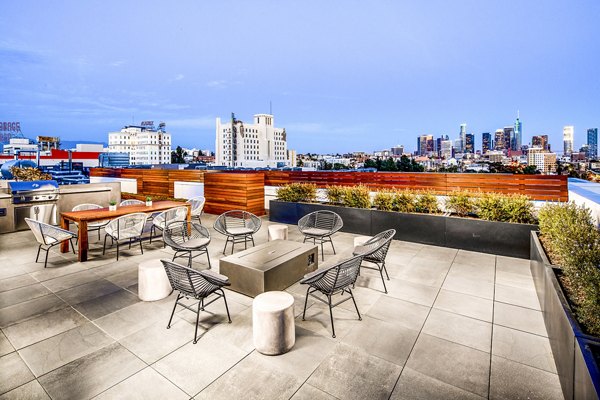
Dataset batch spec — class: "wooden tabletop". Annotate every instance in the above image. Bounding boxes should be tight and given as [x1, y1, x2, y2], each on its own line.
[61, 200, 190, 223]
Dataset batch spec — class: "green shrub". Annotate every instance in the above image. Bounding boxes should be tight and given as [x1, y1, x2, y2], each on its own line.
[538, 202, 600, 336]
[373, 190, 395, 211]
[342, 185, 371, 209]
[276, 183, 317, 203]
[326, 185, 346, 204]
[503, 194, 536, 224]
[445, 191, 476, 217]
[476, 192, 508, 221]
[414, 191, 439, 214]
[394, 189, 416, 213]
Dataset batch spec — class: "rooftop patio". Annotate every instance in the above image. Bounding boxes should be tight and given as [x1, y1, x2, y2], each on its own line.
[0, 214, 563, 399]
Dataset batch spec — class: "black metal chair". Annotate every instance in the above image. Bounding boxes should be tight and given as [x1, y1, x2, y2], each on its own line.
[163, 221, 211, 268]
[213, 210, 261, 254]
[25, 218, 77, 268]
[353, 229, 396, 293]
[298, 210, 343, 261]
[161, 259, 231, 344]
[300, 255, 363, 338]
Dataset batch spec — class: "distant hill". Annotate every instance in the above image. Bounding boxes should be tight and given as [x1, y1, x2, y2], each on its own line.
[60, 140, 107, 149]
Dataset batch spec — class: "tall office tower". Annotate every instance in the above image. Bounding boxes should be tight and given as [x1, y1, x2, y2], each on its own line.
[587, 128, 598, 159]
[513, 113, 522, 151]
[482, 132, 491, 154]
[215, 113, 290, 168]
[494, 129, 505, 151]
[458, 123, 467, 152]
[563, 126, 574, 156]
[465, 133, 474, 153]
[417, 134, 434, 156]
[532, 135, 549, 151]
[503, 127, 514, 151]
[440, 140, 453, 159]
[108, 122, 171, 165]
[436, 135, 449, 157]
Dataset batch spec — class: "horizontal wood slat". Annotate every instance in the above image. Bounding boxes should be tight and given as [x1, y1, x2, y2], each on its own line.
[204, 172, 265, 216]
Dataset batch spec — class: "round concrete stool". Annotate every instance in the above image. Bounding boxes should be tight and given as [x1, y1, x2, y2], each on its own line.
[253, 291, 295, 355]
[138, 259, 172, 301]
[268, 224, 288, 241]
[354, 235, 372, 248]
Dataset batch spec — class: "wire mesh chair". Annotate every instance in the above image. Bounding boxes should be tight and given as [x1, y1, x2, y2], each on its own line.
[102, 212, 147, 260]
[187, 196, 206, 223]
[25, 218, 77, 268]
[161, 259, 231, 344]
[213, 210, 261, 254]
[150, 206, 188, 245]
[298, 210, 343, 261]
[163, 221, 211, 268]
[353, 229, 396, 293]
[119, 199, 144, 206]
[72, 203, 108, 242]
[300, 255, 363, 338]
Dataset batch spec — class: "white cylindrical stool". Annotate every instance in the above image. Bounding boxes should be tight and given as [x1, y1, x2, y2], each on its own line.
[252, 291, 295, 355]
[268, 224, 288, 241]
[138, 259, 172, 301]
[354, 235, 372, 248]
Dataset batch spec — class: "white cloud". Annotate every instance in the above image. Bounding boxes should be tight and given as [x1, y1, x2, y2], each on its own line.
[167, 117, 215, 129]
[109, 60, 126, 67]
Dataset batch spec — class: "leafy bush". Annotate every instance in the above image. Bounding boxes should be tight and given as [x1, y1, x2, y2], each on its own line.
[394, 189, 416, 213]
[414, 191, 439, 214]
[476, 192, 508, 221]
[276, 183, 317, 203]
[476, 192, 535, 223]
[373, 190, 395, 211]
[445, 191, 476, 217]
[326, 185, 346, 204]
[538, 202, 600, 336]
[342, 185, 371, 209]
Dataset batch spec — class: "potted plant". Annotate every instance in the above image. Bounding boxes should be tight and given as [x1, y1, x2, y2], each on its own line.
[108, 200, 117, 211]
[146, 196, 153, 207]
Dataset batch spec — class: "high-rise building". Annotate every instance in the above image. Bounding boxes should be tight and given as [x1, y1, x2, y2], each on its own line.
[436, 135, 449, 157]
[532, 135, 549, 151]
[587, 128, 598, 159]
[563, 126, 574, 155]
[482, 132, 491, 154]
[527, 147, 557, 174]
[215, 113, 290, 168]
[465, 133, 474, 153]
[494, 129, 505, 151]
[108, 122, 171, 165]
[391, 145, 404, 156]
[440, 140, 453, 159]
[513, 113, 522, 151]
[417, 135, 434, 156]
[458, 123, 467, 152]
[503, 127, 514, 151]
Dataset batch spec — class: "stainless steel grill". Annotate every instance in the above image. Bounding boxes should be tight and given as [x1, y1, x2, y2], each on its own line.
[8, 180, 60, 204]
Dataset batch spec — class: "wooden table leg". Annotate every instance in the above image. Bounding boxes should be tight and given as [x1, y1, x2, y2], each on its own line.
[78, 221, 89, 262]
[60, 217, 70, 253]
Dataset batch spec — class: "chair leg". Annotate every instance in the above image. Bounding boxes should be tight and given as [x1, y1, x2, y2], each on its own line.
[379, 267, 388, 294]
[69, 238, 76, 254]
[244, 236, 247, 250]
[250, 235, 255, 247]
[193, 299, 202, 344]
[188, 252, 192, 268]
[302, 286, 310, 321]
[139, 237, 143, 254]
[221, 289, 232, 323]
[43, 248, 50, 268]
[222, 237, 228, 255]
[167, 293, 181, 329]
[102, 234, 109, 255]
[329, 237, 336, 255]
[116, 241, 120, 261]
[149, 226, 154, 244]
[35, 244, 42, 262]
[230, 236, 235, 254]
[320, 241, 325, 261]
[328, 295, 336, 338]
[382, 262, 390, 280]
[348, 288, 362, 321]
[206, 251, 212, 269]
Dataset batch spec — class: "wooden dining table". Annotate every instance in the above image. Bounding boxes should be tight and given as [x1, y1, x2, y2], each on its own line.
[60, 200, 191, 262]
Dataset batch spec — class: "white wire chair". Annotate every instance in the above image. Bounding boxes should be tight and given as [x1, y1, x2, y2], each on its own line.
[150, 206, 188, 245]
[186, 196, 206, 223]
[25, 218, 77, 268]
[119, 199, 144, 206]
[102, 212, 147, 260]
[72, 203, 108, 241]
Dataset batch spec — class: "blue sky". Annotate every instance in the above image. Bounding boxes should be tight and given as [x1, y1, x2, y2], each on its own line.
[1, 1, 599, 153]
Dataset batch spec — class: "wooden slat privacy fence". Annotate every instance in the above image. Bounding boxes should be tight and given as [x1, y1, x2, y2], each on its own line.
[203, 172, 265, 216]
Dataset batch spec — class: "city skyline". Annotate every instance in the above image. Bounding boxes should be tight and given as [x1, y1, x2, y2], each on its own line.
[1, 1, 599, 153]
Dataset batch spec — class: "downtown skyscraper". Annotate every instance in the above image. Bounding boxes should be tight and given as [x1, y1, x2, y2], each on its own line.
[563, 126, 574, 155]
[482, 132, 491, 154]
[513, 113, 522, 151]
[588, 128, 598, 159]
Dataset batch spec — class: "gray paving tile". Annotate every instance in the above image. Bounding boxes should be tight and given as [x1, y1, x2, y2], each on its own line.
[453, 250, 496, 268]
[383, 278, 439, 307]
[94, 301, 164, 340]
[41, 270, 102, 292]
[390, 367, 485, 400]
[55, 278, 122, 305]
[296, 300, 363, 339]
[495, 256, 531, 276]
[0, 330, 14, 357]
[18, 323, 114, 377]
[394, 259, 451, 287]
[290, 384, 337, 400]
[0, 274, 38, 293]
[0, 379, 50, 400]
[415, 246, 458, 261]
[495, 266, 536, 291]
[489, 355, 563, 400]
[38, 342, 145, 400]
[3, 307, 88, 349]
[433, 289, 493, 322]
[422, 308, 492, 352]
[0, 352, 34, 395]
[492, 325, 556, 373]
[0, 265, 28, 281]
[442, 274, 495, 300]
[95, 367, 188, 400]
[342, 316, 419, 366]
[119, 317, 192, 364]
[29, 264, 90, 282]
[72, 288, 140, 320]
[105, 269, 139, 289]
[494, 284, 540, 310]
[195, 352, 302, 400]
[405, 333, 490, 398]
[493, 302, 547, 337]
[307, 343, 402, 400]
[0, 294, 68, 329]
[153, 336, 247, 396]
[446, 262, 495, 284]
[367, 296, 430, 331]
[0, 283, 52, 308]
[200, 307, 254, 352]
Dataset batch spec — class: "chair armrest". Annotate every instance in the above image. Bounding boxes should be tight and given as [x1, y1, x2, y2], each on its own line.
[44, 224, 77, 241]
[300, 263, 338, 284]
[199, 269, 230, 286]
